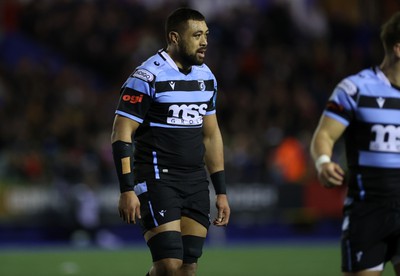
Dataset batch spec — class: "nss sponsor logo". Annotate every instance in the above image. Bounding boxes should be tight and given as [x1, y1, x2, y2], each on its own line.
[167, 103, 207, 125]
[370, 124, 400, 152]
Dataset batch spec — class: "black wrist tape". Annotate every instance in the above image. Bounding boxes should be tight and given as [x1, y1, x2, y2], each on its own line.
[112, 141, 135, 193]
[210, 171, 227, 195]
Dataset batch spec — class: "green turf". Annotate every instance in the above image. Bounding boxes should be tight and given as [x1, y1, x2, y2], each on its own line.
[0, 245, 396, 276]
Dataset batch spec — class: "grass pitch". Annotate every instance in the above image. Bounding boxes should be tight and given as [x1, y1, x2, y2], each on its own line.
[0, 244, 396, 276]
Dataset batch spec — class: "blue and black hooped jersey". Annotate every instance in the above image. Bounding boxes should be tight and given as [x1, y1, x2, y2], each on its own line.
[324, 67, 400, 200]
[115, 49, 217, 181]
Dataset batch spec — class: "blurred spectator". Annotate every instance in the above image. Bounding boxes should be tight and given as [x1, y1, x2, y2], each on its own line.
[272, 137, 307, 185]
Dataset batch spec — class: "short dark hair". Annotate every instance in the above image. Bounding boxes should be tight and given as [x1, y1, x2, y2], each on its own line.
[165, 8, 205, 43]
[380, 12, 400, 53]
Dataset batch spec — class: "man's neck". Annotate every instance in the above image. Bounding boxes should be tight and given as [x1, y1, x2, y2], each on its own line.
[380, 58, 400, 87]
[165, 48, 191, 74]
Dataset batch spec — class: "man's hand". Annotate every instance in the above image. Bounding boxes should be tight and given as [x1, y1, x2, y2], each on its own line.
[118, 191, 141, 224]
[318, 162, 345, 188]
[213, 194, 230, 226]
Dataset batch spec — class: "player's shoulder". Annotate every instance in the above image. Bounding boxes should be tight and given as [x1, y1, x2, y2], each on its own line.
[130, 51, 169, 82]
[336, 67, 381, 96]
[193, 63, 217, 84]
[194, 63, 214, 75]
[352, 67, 379, 82]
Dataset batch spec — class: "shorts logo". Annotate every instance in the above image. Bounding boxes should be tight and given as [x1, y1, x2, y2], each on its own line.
[132, 69, 154, 82]
[158, 210, 166, 217]
[167, 103, 207, 125]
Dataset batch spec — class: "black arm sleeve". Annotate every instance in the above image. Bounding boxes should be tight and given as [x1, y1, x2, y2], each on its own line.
[112, 141, 135, 193]
[210, 170, 227, 195]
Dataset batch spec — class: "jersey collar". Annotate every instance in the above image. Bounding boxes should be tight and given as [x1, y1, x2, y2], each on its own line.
[158, 49, 180, 72]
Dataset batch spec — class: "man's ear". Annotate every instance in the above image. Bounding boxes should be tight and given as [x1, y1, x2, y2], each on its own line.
[393, 43, 400, 58]
[168, 31, 179, 44]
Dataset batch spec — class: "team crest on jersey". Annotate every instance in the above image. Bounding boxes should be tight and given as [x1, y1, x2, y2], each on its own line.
[337, 79, 357, 96]
[198, 80, 206, 91]
[131, 68, 154, 82]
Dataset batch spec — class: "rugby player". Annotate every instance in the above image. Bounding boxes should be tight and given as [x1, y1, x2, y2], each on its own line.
[310, 12, 400, 276]
[111, 7, 230, 276]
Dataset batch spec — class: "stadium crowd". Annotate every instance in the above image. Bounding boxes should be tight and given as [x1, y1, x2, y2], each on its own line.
[0, 0, 397, 191]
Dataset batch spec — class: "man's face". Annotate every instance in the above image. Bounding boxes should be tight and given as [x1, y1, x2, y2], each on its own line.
[178, 20, 209, 66]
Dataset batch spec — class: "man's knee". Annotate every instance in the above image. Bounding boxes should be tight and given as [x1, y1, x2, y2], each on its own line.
[152, 258, 182, 275]
[182, 235, 205, 264]
[147, 231, 183, 262]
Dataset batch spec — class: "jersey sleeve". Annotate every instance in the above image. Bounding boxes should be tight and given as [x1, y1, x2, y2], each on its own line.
[115, 68, 155, 123]
[323, 78, 358, 127]
[205, 75, 218, 116]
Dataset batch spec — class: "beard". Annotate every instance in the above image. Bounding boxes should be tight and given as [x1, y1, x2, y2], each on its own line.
[179, 43, 204, 66]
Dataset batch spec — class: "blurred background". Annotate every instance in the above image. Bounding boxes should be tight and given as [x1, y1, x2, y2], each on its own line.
[0, 0, 398, 249]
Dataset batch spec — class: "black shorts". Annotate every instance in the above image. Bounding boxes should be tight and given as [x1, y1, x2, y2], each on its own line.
[134, 178, 211, 233]
[341, 198, 400, 272]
